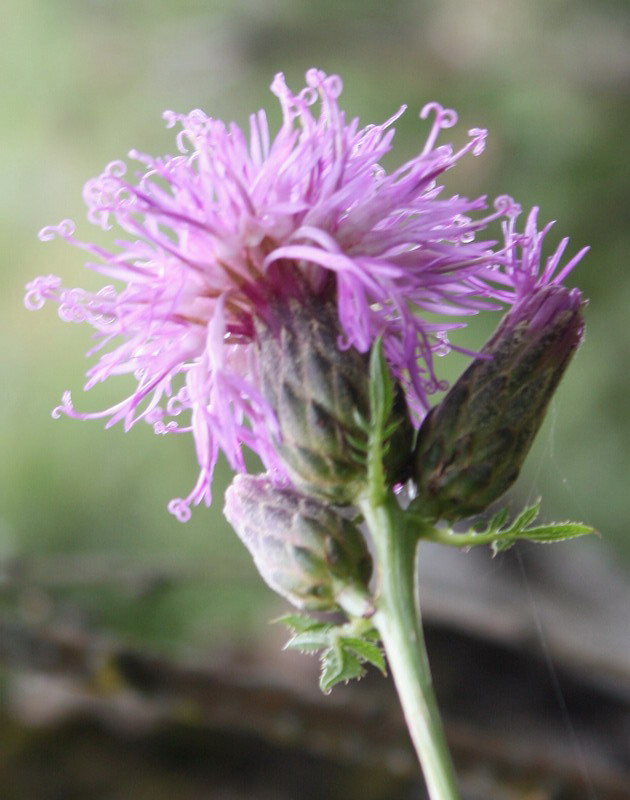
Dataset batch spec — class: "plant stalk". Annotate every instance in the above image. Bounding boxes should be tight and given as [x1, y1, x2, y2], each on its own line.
[360, 495, 462, 800]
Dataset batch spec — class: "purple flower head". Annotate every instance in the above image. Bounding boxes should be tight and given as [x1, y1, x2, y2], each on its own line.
[25, 69, 587, 520]
[487, 206, 589, 309]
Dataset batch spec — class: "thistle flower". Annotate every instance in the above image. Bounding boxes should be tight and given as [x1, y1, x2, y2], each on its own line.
[24, 69, 586, 520]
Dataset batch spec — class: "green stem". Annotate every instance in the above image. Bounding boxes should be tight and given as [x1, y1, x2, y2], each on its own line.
[422, 526, 499, 549]
[360, 494, 461, 800]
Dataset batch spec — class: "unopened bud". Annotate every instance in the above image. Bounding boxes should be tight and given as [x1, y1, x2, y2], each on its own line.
[224, 474, 373, 611]
[414, 285, 585, 521]
[256, 293, 412, 504]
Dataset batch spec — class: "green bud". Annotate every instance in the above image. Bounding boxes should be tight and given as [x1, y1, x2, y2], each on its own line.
[223, 474, 373, 611]
[256, 293, 412, 504]
[414, 286, 585, 521]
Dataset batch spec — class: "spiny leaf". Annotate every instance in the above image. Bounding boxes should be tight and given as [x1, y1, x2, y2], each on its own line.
[342, 637, 386, 674]
[346, 430, 370, 467]
[276, 615, 386, 691]
[273, 613, 330, 634]
[436, 503, 596, 555]
[351, 408, 370, 434]
[508, 500, 541, 533]
[520, 522, 596, 540]
[346, 433, 369, 452]
[382, 419, 403, 440]
[487, 506, 510, 532]
[368, 337, 394, 434]
[284, 630, 334, 653]
[492, 521, 597, 554]
[319, 645, 365, 693]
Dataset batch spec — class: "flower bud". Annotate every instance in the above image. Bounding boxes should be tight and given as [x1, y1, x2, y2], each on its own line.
[224, 474, 373, 611]
[414, 285, 585, 521]
[256, 292, 412, 504]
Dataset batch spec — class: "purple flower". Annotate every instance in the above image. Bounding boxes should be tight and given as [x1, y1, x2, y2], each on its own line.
[25, 69, 587, 520]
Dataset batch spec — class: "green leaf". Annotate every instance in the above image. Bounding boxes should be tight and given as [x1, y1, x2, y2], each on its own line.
[508, 500, 541, 533]
[368, 337, 394, 435]
[492, 521, 597, 554]
[273, 613, 328, 633]
[365, 337, 396, 499]
[346, 431, 370, 466]
[432, 503, 596, 555]
[342, 637, 387, 674]
[521, 522, 596, 541]
[350, 408, 370, 434]
[487, 506, 510, 532]
[382, 419, 402, 440]
[346, 433, 368, 452]
[275, 615, 386, 691]
[319, 645, 365, 693]
[284, 630, 334, 652]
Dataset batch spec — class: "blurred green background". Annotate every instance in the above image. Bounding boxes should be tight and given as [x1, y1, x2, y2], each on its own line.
[2, 0, 629, 655]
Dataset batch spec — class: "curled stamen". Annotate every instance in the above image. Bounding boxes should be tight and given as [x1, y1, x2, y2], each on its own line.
[38, 219, 76, 242]
[59, 288, 90, 323]
[323, 74, 343, 98]
[105, 160, 127, 178]
[298, 86, 318, 106]
[495, 194, 521, 217]
[419, 103, 459, 160]
[52, 390, 75, 419]
[467, 128, 487, 156]
[24, 274, 61, 310]
[305, 67, 325, 88]
[167, 387, 191, 415]
[154, 420, 179, 434]
[168, 497, 192, 522]
[162, 110, 180, 129]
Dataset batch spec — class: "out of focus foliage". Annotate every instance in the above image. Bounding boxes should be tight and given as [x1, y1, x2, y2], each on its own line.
[2, 0, 629, 650]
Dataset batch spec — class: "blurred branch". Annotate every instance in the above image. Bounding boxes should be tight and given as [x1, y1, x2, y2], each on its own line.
[0, 616, 628, 799]
[0, 554, 249, 592]
[4, 547, 629, 696]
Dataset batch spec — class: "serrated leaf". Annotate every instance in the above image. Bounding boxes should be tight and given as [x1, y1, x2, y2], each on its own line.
[508, 500, 541, 533]
[382, 419, 402, 440]
[487, 506, 510, 532]
[273, 614, 327, 633]
[277, 615, 386, 691]
[492, 521, 596, 554]
[346, 433, 368, 452]
[346, 430, 370, 466]
[490, 536, 515, 555]
[348, 450, 368, 467]
[342, 637, 387, 674]
[368, 337, 394, 432]
[351, 408, 370, 433]
[512, 522, 595, 543]
[284, 630, 334, 653]
[319, 645, 365, 693]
